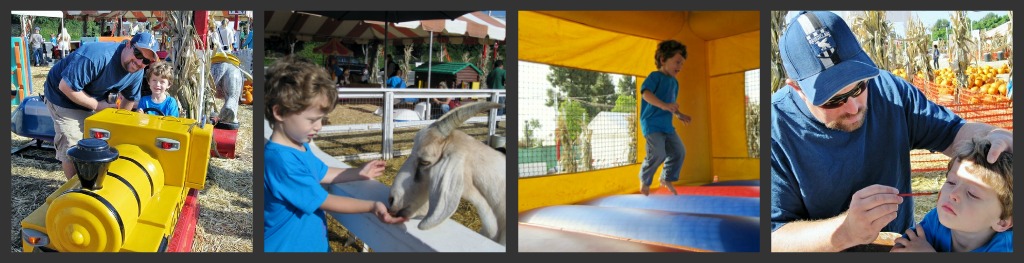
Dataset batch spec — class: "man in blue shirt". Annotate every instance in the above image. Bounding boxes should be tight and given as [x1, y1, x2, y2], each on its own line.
[770, 11, 1012, 252]
[43, 32, 159, 180]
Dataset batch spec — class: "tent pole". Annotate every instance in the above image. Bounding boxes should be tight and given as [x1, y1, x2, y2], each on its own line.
[428, 32, 433, 89]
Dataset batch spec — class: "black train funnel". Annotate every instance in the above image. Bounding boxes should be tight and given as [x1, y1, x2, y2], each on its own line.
[66, 138, 119, 190]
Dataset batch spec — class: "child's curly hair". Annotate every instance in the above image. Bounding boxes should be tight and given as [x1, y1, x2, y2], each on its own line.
[655, 40, 687, 68]
[146, 60, 174, 84]
[264, 55, 338, 126]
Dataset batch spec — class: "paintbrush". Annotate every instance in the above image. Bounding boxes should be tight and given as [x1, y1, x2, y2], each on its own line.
[897, 192, 937, 197]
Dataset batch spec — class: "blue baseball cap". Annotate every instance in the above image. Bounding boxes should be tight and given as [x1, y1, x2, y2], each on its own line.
[130, 32, 159, 62]
[780, 11, 879, 106]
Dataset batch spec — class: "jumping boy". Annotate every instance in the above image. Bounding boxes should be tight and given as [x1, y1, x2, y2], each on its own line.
[638, 40, 693, 196]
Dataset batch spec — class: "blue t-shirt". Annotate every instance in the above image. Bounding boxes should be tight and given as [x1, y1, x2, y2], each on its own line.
[43, 42, 144, 111]
[639, 71, 678, 136]
[264, 141, 330, 252]
[137, 95, 180, 117]
[771, 70, 965, 233]
[387, 76, 417, 103]
[906, 209, 1012, 252]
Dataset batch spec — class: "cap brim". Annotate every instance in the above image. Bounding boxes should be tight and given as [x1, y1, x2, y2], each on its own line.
[134, 45, 159, 62]
[797, 53, 880, 106]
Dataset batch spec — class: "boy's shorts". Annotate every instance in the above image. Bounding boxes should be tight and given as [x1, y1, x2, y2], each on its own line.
[46, 100, 91, 163]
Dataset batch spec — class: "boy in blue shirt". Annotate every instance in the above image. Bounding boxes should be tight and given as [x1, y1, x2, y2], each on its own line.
[893, 137, 1012, 252]
[264, 56, 407, 252]
[386, 66, 418, 104]
[136, 61, 180, 117]
[637, 40, 693, 196]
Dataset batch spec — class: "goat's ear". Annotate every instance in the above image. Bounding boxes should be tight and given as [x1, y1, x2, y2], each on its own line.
[419, 151, 466, 230]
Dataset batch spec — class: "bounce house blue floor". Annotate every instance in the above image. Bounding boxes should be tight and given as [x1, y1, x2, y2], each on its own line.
[519, 181, 761, 252]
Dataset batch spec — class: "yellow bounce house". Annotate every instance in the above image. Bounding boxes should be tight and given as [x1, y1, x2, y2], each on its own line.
[518, 11, 761, 252]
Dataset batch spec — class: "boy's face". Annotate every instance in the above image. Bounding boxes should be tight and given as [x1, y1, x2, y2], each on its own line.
[149, 77, 170, 96]
[660, 53, 685, 77]
[937, 159, 1008, 233]
[273, 97, 331, 146]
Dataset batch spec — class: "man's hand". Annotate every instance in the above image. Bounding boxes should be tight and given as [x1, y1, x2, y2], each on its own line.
[835, 185, 903, 248]
[891, 224, 936, 252]
[985, 129, 1012, 163]
[359, 160, 387, 180]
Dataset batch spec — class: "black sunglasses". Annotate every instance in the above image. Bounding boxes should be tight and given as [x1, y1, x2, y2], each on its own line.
[133, 47, 153, 65]
[820, 81, 867, 109]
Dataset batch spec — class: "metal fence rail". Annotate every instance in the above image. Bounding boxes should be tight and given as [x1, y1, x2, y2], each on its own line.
[335, 88, 506, 160]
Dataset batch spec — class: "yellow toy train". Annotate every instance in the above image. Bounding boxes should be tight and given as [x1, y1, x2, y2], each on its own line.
[20, 108, 213, 252]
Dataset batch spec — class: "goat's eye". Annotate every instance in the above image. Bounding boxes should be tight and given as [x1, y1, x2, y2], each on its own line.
[419, 160, 432, 166]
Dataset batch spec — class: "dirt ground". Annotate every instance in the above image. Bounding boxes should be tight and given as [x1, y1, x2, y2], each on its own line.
[10, 64, 253, 252]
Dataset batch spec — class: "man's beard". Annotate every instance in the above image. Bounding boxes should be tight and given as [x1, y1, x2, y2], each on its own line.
[825, 105, 867, 132]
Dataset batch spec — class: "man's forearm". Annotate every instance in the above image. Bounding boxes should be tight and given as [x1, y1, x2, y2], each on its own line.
[59, 83, 99, 111]
[772, 213, 854, 252]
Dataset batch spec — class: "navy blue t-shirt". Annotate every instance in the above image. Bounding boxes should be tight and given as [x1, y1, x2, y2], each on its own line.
[43, 42, 143, 111]
[771, 70, 964, 233]
[640, 71, 678, 136]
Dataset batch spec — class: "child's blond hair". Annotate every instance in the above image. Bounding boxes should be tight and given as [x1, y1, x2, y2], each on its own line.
[946, 137, 1013, 219]
[264, 55, 338, 126]
[146, 61, 174, 84]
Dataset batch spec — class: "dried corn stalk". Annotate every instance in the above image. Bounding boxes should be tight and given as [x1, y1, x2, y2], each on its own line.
[163, 11, 216, 120]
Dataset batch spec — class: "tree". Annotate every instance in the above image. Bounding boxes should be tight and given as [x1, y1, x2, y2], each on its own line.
[932, 19, 951, 42]
[973, 13, 1009, 30]
[616, 75, 636, 95]
[554, 100, 587, 173]
[611, 95, 636, 113]
[545, 66, 616, 121]
[522, 119, 542, 148]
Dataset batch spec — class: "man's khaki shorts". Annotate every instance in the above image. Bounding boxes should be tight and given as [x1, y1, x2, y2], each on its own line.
[45, 100, 91, 163]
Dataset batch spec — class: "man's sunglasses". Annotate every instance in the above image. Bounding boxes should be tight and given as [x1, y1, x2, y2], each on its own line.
[820, 81, 867, 109]
[133, 47, 153, 65]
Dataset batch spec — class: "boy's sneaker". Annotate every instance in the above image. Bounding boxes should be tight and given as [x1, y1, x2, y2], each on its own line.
[661, 179, 678, 196]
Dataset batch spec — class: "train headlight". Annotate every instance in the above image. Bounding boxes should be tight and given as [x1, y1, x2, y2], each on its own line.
[23, 229, 49, 248]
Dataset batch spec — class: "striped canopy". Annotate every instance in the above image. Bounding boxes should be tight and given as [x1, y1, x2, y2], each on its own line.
[264, 11, 505, 44]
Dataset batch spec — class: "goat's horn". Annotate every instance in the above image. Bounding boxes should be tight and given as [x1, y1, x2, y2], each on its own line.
[430, 101, 502, 137]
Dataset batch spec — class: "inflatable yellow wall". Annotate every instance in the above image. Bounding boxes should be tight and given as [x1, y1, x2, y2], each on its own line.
[519, 11, 760, 212]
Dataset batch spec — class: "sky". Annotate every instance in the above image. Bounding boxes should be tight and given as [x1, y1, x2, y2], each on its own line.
[485, 10, 506, 21]
[785, 11, 1009, 37]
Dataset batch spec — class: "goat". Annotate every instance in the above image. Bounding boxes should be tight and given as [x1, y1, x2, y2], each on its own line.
[388, 101, 506, 245]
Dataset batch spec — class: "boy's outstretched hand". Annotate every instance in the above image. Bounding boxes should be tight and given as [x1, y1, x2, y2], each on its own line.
[674, 111, 692, 125]
[359, 160, 387, 180]
[373, 201, 408, 224]
[891, 224, 935, 252]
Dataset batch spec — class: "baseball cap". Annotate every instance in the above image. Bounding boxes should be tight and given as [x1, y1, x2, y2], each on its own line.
[779, 11, 880, 106]
[130, 32, 159, 62]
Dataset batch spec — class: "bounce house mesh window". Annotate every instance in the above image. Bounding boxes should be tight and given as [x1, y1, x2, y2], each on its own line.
[745, 69, 760, 158]
[518, 61, 638, 177]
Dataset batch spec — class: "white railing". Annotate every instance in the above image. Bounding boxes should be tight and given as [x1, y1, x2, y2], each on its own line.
[335, 88, 506, 160]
